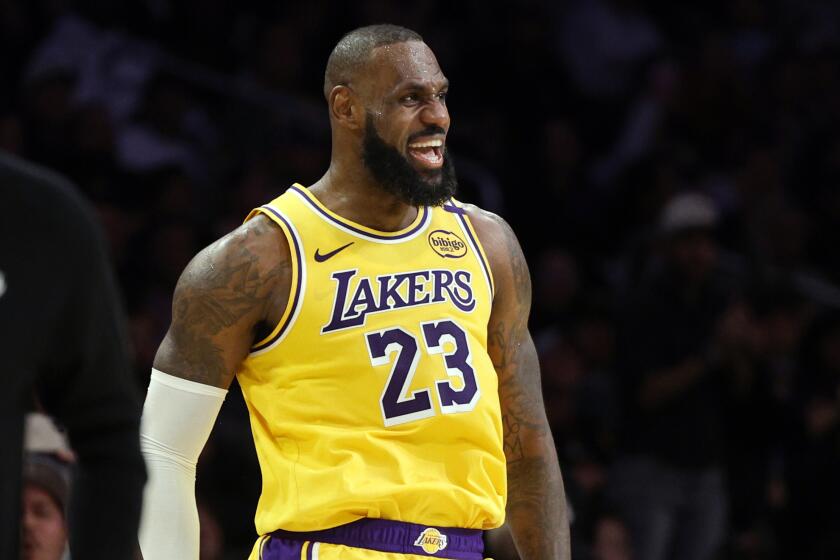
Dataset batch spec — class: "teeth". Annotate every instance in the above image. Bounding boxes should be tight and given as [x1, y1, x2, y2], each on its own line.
[409, 139, 443, 148]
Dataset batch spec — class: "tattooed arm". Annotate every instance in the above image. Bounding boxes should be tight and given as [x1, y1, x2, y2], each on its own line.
[466, 206, 571, 560]
[139, 215, 291, 559]
[154, 213, 292, 387]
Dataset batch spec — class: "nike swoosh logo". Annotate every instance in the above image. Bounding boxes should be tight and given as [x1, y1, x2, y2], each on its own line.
[314, 242, 354, 262]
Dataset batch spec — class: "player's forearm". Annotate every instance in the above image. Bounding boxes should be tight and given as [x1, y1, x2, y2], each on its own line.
[506, 431, 571, 560]
[139, 439, 201, 559]
[138, 370, 227, 559]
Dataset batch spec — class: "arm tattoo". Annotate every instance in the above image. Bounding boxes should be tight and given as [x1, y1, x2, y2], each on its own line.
[484, 214, 570, 560]
[169, 250, 261, 384]
[158, 218, 287, 387]
[502, 413, 523, 462]
[489, 217, 543, 463]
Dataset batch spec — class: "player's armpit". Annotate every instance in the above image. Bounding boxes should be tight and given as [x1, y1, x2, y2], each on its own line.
[464, 206, 571, 560]
[154, 214, 292, 389]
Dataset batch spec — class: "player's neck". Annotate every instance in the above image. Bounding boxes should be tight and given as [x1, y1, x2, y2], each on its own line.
[309, 164, 419, 232]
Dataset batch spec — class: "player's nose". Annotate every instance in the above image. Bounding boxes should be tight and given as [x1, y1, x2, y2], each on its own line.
[420, 98, 449, 131]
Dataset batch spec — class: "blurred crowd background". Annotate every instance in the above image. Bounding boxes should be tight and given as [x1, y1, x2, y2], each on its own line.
[4, 0, 840, 559]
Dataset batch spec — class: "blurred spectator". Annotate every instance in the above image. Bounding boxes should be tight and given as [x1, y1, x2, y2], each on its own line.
[784, 312, 840, 557]
[555, 0, 662, 99]
[532, 248, 582, 337]
[591, 514, 633, 560]
[198, 501, 224, 560]
[541, 337, 585, 434]
[542, 294, 620, 541]
[608, 193, 740, 560]
[117, 73, 212, 185]
[568, 296, 619, 456]
[571, 509, 633, 560]
[723, 280, 805, 558]
[21, 413, 73, 560]
[21, 456, 70, 560]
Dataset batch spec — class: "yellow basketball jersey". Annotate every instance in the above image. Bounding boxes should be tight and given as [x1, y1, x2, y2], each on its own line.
[237, 184, 506, 536]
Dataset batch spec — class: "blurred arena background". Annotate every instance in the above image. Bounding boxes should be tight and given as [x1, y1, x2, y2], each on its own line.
[4, 1, 840, 559]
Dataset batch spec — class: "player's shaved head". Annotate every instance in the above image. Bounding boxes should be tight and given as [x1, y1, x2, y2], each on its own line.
[324, 24, 424, 99]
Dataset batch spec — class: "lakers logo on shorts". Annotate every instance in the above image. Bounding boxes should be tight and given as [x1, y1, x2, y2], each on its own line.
[414, 527, 448, 554]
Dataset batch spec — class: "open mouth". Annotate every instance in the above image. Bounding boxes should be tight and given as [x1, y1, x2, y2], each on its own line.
[407, 138, 444, 169]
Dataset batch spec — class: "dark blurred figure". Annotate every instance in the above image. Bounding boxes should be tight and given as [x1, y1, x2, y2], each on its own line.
[0, 151, 145, 558]
[608, 193, 746, 560]
[532, 248, 582, 335]
[723, 280, 806, 560]
[198, 501, 224, 560]
[557, 296, 621, 541]
[784, 311, 840, 558]
[485, 513, 630, 560]
[591, 513, 633, 560]
[570, 508, 634, 560]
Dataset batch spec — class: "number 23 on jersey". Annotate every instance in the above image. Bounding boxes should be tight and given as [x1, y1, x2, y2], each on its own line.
[365, 319, 480, 427]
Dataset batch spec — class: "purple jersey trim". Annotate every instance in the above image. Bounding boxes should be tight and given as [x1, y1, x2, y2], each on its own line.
[251, 205, 303, 352]
[270, 518, 484, 560]
[290, 185, 430, 241]
[260, 536, 305, 560]
[443, 203, 466, 215]
[454, 212, 494, 299]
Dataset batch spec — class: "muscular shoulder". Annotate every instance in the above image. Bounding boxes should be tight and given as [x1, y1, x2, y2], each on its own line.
[178, 214, 290, 304]
[461, 204, 531, 308]
[460, 204, 508, 254]
[154, 214, 292, 387]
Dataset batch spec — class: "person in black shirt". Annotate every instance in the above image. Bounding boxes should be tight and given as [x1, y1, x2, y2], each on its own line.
[0, 150, 145, 559]
[607, 193, 747, 560]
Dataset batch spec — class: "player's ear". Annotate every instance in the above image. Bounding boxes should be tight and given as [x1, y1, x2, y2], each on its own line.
[329, 85, 363, 131]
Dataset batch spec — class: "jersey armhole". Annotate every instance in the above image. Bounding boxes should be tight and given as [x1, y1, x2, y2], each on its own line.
[245, 206, 306, 355]
[448, 200, 496, 300]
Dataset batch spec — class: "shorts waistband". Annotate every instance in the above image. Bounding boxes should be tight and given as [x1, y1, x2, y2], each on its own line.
[269, 518, 484, 559]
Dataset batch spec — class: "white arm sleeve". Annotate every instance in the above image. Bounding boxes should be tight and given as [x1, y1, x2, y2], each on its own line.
[138, 369, 227, 560]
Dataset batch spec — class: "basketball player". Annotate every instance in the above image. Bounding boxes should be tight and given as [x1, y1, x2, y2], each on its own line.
[139, 25, 569, 560]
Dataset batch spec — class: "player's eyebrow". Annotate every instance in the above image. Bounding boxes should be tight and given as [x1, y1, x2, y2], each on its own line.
[393, 78, 449, 95]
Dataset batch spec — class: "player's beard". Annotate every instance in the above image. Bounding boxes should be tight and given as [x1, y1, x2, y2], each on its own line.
[362, 113, 458, 207]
